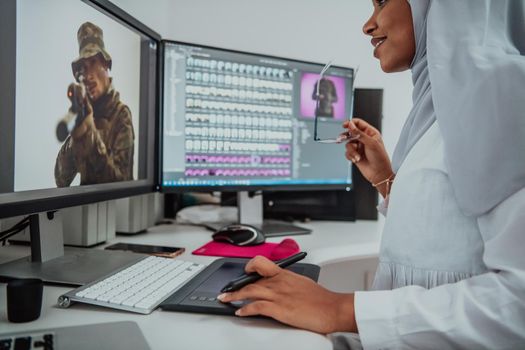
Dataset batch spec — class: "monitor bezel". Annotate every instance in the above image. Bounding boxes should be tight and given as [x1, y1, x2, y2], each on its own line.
[0, 0, 162, 219]
[159, 39, 355, 193]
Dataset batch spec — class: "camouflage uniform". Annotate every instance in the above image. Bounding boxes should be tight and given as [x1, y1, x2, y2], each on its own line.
[54, 22, 134, 187]
[55, 85, 134, 186]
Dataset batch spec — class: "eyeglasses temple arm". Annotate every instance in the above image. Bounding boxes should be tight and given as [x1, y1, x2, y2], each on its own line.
[314, 60, 334, 141]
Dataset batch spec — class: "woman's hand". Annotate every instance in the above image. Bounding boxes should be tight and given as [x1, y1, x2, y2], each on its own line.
[344, 118, 394, 197]
[217, 256, 357, 335]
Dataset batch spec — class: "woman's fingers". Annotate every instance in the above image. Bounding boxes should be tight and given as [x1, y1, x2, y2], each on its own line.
[217, 256, 282, 304]
[343, 119, 368, 131]
[345, 142, 361, 162]
[343, 121, 377, 147]
[244, 255, 281, 277]
[344, 119, 380, 139]
[351, 118, 380, 135]
[218, 282, 274, 303]
[235, 300, 280, 318]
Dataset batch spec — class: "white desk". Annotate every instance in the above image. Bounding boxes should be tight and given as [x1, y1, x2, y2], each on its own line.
[0, 220, 383, 350]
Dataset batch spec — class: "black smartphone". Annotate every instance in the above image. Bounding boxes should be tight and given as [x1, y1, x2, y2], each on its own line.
[105, 242, 185, 258]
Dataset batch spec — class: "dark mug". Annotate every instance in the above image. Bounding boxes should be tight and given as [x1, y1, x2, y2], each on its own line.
[7, 278, 44, 323]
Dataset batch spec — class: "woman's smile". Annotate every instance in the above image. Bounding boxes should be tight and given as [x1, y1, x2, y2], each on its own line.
[371, 36, 387, 57]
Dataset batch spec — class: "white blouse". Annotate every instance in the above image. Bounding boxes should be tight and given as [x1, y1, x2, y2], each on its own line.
[332, 122, 525, 349]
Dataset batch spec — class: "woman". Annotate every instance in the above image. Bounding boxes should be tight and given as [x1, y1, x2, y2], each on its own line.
[218, 0, 525, 348]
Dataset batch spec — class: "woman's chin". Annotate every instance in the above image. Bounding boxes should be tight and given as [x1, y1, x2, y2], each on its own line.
[381, 59, 410, 73]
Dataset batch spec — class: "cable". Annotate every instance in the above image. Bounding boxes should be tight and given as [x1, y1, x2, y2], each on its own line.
[0, 216, 30, 233]
[0, 216, 30, 245]
[0, 221, 30, 245]
[0, 219, 29, 239]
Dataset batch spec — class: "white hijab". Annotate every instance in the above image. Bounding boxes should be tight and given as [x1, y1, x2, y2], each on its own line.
[392, 0, 525, 216]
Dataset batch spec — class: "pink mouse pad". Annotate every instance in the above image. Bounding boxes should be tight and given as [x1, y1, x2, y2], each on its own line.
[192, 238, 300, 261]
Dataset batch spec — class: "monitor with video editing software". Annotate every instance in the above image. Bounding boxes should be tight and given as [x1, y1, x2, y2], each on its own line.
[0, 0, 160, 285]
[160, 41, 355, 235]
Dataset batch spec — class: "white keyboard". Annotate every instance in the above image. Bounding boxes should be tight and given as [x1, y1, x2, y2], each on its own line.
[58, 256, 205, 314]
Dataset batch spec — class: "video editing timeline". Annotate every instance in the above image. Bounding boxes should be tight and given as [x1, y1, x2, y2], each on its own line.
[162, 42, 354, 188]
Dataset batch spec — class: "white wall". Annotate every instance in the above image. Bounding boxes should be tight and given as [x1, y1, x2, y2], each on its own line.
[113, 0, 413, 157]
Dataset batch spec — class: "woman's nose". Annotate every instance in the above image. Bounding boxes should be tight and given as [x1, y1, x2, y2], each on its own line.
[363, 14, 377, 36]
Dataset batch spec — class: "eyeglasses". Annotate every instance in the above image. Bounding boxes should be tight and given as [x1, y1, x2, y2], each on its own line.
[313, 61, 360, 144]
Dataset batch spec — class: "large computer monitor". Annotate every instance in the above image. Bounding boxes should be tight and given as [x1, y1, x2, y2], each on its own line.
[0, 0, 160, 284]
[160, 41, 355, 234]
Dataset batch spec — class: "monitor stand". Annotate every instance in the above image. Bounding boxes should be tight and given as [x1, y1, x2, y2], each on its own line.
[204, 191, 311, 237]
[0, 211, 143, 286]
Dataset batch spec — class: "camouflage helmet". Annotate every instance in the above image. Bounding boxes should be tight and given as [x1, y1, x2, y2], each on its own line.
[71, 22, 112, 79]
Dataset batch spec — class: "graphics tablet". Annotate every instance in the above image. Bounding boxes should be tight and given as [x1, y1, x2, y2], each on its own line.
[160, 257, 320, 315]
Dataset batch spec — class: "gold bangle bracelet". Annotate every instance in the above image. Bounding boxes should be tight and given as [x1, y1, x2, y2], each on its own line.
[372, 173, 395, 188]
[372, 173, 395, 196]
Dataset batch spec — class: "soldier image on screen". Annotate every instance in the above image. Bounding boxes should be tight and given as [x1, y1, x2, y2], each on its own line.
[312, 78, 338, 118]
[55, 22, 135, 187]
